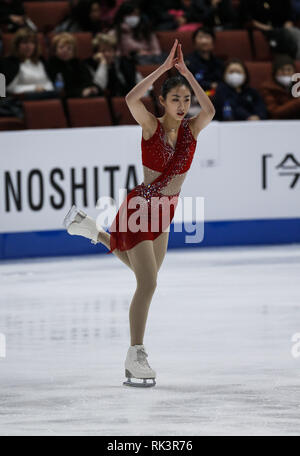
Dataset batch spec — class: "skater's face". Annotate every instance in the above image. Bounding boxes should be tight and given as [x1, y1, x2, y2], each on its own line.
[159, 85, 191, 120]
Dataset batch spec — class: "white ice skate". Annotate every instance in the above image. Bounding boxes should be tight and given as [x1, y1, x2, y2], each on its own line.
[63, 204, 103, 245]
[123, 344, 156, 388]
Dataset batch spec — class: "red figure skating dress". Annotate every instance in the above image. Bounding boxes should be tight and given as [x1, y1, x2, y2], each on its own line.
[106, 117, 197, 254]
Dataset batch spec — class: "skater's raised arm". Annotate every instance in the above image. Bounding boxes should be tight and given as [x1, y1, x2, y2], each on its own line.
[175, 44, 215, 138]
[125, 39, 179, 128]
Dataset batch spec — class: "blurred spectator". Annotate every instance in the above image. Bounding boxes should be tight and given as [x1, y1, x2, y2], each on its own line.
[0, 27, 57, 100]
[0, 0, 37, 33]
[185, 26, 225, 116]
[186, 27, 224, 91]
[98, 0, 124, 29]
[136, 0, 179, 31]
[285, 26, 300, 60]
[239, 0, 298, 59]
[260, 54, 300, 119]
[192, 0, 238, 31]
[139, 0, 237, 31]
[291, 0, 300, 21]
[84, 31, 151, 96]
[239, 0, 294, 29]
[212, 58, 268, 121]
[55, 0, 121, 34]
[113, 1, 166, 64]
[48, 32, 102, 98]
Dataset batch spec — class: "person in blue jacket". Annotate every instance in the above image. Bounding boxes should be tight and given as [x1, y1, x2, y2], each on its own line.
[212, 57, 268, 121]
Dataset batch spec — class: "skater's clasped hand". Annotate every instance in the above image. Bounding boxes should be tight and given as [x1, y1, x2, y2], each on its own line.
[174, 43, 189, 77]
[162, 39, 179, 71]
[162, 39, 189, 77]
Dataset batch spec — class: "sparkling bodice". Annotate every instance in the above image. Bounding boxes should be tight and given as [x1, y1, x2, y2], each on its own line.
[140, 117, 197, 197]
[141, 117, 197, 173]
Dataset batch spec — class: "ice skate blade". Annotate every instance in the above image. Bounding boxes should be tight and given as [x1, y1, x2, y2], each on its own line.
[123, 378, 156, 388]
[63, 205, 87, 229]
[123, 369, 156, 387]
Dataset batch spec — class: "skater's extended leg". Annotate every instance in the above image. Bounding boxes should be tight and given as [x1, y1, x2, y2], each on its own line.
[126, 240, 158, 346]
[64, 205, 133, 270]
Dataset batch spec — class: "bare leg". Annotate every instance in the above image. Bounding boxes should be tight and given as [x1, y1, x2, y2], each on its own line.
[126, 240, 158, 346]
[153, 228, 170, 272]
[97, 230, 133, 271]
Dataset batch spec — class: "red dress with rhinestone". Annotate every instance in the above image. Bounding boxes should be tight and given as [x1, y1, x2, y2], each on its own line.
[106, 117, 197, 254]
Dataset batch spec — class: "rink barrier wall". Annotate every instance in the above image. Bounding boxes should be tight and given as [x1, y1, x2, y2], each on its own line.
[0, 121, 299, 260]
[0, 218, 300, 260]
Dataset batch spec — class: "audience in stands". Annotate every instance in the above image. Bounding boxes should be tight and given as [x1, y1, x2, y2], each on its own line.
[192, 0, 238, 30]
[150, 0, 204, 32]
[48, 32, 103, 98]
[186, 26, 225, 91]
[136, 0, 182, 31]
[291, 0, 300, 22]
[185, 26, 225, 116]
[84, 31, 151, 96]
[55, 0, 122, 35]
[138, 0, 238, 32]
[1, 0, 300, 129]
[212, 57, 268, 120]
[260, 54, 300, 119]
[0, 27, 58, 100]
[0, 0, 37, 33]
[113, 1, 165, 64]
[239, 0, 298, 59]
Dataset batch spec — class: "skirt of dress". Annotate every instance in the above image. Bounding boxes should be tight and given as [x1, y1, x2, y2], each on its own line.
[106, 182, 180, 254]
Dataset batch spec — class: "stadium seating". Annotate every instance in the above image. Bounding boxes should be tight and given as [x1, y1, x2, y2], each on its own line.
[252, 30, 272, 61]
[156, 30, 194, 55]
[214, 30, 253, 61]
[111, 96, 155, 125]
[1, 0, 300, 131]
[0, 117, 25, 131]
[245, 61, 273, 91]
[23, 2, 70, 33]
[67, 97, 112, 127]
[23, 99, 67, 128]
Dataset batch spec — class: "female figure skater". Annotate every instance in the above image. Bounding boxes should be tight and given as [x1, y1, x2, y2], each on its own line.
[63, 39, 215, 387]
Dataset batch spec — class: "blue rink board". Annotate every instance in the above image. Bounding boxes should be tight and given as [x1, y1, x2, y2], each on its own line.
[0, 218, 300, 260]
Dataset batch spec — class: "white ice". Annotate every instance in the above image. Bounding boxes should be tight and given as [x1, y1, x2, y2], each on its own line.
[0, 244, 300, 436]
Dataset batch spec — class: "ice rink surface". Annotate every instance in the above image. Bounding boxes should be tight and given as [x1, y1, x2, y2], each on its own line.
[0, 244, 300, 436]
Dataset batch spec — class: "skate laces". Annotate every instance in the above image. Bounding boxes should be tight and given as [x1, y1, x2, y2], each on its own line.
[136, 347, 150, 368]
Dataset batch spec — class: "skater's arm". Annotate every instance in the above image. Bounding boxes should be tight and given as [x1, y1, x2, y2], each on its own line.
[125, 39, 179, 129]
[185, 69, 216, 138]
[175, 44, 215, 139]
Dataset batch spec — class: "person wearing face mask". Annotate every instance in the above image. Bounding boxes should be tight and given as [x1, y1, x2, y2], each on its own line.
[260, 54, 300, 120]
[212, 58, 268, 121]
[113, 1, 165, 65]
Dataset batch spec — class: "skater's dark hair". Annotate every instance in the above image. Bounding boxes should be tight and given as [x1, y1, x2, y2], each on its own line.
[161, 75, 192, 99]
